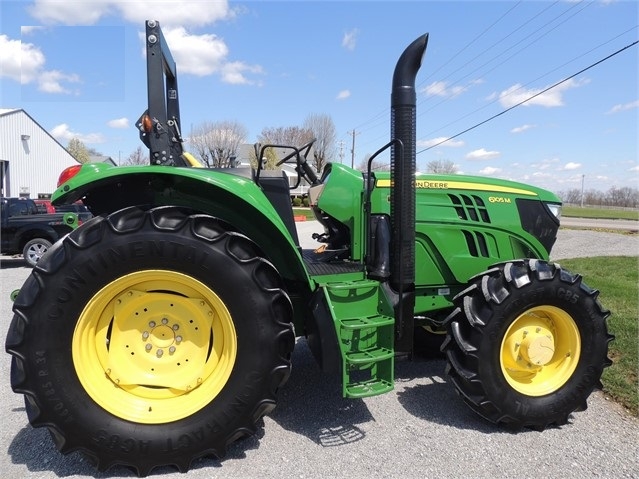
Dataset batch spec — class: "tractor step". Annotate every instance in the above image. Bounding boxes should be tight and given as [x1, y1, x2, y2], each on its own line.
[322, 281, 395, 398]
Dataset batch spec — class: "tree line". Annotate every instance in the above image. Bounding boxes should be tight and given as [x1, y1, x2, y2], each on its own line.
[66, 123, 637, 209]
[557, 186, 639, 208]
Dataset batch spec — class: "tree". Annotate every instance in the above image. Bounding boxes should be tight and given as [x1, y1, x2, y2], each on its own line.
[248, 145, 279, 170]
[303, 113, 336, 174]
[256, 126, 314, 170]
[123, 146, 147, 166]
[67, 138, 90, 164]
[608, 186, 638, 208]
[189, 121, 248, 168]
[258, 126, 314, 149]
[356, 153, 390, 172]
[425, 159, 458, 174]
[558, 188, 582, 204]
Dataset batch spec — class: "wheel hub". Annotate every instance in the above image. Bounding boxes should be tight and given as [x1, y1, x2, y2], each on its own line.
[519, 327, 555, 366]
[500, 306, 581, 396]
[147, 321, 178, 350]
[73, 269, 237, 424]
[105, 289, 215, 394]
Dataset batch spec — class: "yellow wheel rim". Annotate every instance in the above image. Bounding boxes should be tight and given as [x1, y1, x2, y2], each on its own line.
[72, 270, 237, 424]
[500, 305, 581, 397]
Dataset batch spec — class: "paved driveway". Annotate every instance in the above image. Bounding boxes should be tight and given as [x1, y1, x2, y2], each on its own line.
[1, 226, 637, 478]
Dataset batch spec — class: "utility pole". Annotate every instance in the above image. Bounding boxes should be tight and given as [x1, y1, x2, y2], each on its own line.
[338, 140, 345, 163]
[349, 129, 359, 168]
[581, 174, 585, 208]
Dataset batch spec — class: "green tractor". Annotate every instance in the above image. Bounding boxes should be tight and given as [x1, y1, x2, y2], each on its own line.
[6, 21, 612, 476]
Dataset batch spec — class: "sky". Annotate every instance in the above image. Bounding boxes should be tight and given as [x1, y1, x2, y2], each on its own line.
[1, 0, 637, 195]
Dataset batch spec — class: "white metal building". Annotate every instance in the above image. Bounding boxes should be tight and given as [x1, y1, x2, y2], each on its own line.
[0, 108, 79, 198]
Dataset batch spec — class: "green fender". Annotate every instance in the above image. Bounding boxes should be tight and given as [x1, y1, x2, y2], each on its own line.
[52, 163, 313, 289]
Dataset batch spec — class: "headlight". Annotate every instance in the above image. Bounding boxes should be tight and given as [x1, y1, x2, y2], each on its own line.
[546, 202, 562, 220]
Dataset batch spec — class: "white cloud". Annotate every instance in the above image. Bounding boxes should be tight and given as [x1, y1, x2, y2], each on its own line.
[50, 123, 106, 144]
[108, 117, 129, 128]
[532, 157, 560, 170]
[418, 137, 465, 148]
[162, 27, 228, 76]
[561, 162, 582, 171]
[628, 165, 639, 172]
[21, 3, 257, 86]
[497, 78, 589, 108]
[511, 124, 536, 134]
[21, 26, 46, 35]
[155, 27, 263, 84]
[28, 0, 232, 27]
[0, 35, 45, 83]
[38, 70, 81, 94]
[336, 90, 351, 100]
[479, 166, 501, 175]
[342, 29, 359, 51]
[221, 61, 264, 85]
[532, 171, 552, 178]
[0, 34, 81, 93]
[422, 81, 466, 98]
[466, 148, 500, 160]
[606, 100, 639, 114]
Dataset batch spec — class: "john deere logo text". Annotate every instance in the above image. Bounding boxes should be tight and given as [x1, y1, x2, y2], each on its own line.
[416, 180, 448, 189]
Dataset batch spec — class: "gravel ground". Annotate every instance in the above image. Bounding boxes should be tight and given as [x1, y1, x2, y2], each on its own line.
[1, 226, 637, 478]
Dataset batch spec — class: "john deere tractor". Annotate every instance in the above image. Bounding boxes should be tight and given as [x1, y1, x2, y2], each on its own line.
[6, 21, 612, 476]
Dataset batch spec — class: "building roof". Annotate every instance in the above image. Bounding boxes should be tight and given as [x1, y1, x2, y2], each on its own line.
[0, 107, 76, 157]
[0, 108, 21, 117]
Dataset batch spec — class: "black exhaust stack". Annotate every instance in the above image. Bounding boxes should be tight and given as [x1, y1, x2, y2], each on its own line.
[390, 33, 428, 354]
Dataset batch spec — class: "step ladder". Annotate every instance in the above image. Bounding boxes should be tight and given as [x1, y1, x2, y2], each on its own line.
[322, 280, 395, 398]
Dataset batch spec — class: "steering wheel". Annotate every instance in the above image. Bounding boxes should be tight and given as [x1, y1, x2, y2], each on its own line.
[275, 139, 316, 166]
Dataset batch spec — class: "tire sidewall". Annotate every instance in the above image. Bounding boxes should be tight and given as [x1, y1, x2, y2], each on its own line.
[477, 275, 608, 420]
[21, 213, 289, 461]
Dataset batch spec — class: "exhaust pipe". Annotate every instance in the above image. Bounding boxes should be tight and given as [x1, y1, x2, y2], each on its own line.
[390, 33, 428, 353]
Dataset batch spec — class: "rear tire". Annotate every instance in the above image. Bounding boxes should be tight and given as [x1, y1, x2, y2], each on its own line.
[442, 259, 613, 429]
[6, 206, 295, 476]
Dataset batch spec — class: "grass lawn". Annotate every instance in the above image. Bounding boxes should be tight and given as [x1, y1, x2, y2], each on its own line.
[562, 206, 639, 221]
[560, 256, 638, 416]
[292, 207, 315, 220]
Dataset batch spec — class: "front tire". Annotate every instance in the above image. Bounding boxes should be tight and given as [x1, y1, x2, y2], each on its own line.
[6, 206, 295, 476]
[442, 259, 613, 429]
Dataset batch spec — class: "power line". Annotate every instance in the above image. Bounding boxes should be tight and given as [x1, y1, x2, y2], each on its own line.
[418, 25, 638, 141]
[352, 1, 527, 133]
[417, 39, 639, 155]
[415, 0, 593, 124]
[355, 0, 576, 140]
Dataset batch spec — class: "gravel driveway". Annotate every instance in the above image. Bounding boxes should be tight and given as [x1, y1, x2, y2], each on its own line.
[1, 226, 637, 478]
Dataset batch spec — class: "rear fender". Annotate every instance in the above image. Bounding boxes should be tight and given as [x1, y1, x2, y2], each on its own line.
[52, 165, 312, 288]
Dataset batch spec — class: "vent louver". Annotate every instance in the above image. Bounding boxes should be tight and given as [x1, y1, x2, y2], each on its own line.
[449, 194, 491, 223]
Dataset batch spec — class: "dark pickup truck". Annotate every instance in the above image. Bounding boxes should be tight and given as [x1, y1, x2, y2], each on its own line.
[1, 197, 79, 266]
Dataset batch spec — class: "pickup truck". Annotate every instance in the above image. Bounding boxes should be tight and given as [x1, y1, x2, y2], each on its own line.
[1, 197, 79, 266]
